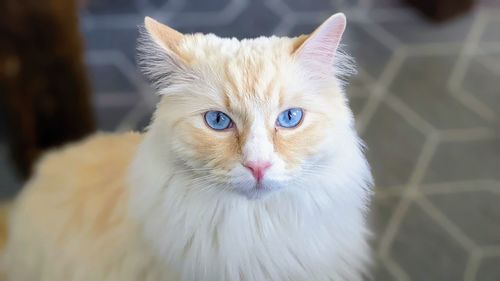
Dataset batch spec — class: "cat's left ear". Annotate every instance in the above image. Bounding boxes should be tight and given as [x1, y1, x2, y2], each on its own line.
[293, 13, 347, 76]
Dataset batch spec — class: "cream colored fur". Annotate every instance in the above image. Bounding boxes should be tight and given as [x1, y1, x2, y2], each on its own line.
[1, 13, 373, 281]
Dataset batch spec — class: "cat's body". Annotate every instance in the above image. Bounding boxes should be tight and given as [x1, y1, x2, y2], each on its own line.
[1, 14, 373, 281]
[1, 133, 169, 281]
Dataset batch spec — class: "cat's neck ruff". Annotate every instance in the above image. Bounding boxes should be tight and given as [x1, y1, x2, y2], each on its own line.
[128, 128, 372, 281]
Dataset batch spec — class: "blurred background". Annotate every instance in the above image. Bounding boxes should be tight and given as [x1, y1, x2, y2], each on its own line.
[1, 0, 500, 280]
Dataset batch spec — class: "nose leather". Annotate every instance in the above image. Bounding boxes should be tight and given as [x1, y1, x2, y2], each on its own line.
[243, 161, 272, 182]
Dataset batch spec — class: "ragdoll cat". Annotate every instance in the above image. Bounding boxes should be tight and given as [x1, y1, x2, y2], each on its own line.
[0, 13, 373, 281]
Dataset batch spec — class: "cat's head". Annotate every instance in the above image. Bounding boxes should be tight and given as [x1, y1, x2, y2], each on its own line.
[140, 14, 358, 199]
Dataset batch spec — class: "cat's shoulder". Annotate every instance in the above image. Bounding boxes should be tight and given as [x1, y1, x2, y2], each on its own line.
[35, 131, 143, 175]
[16, 131, 144, 210]
[12, 132, 144, 234]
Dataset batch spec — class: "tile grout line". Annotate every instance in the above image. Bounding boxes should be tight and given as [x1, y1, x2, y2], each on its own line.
[481, 246, 500, 257]
[418, 179, 500, 195]
[464, 250, 482, 281]
[438, 127, 499, 142]
[381, 256, 411, 281]
[447, 10, 486, 90]
[355, 48, 407, 134]
[384, 95, 436, 135]
[377, 134, 439, 255]
[415, 195, 477, 252]
[451, 89, 496, 121]
[448, 11, 491, 121]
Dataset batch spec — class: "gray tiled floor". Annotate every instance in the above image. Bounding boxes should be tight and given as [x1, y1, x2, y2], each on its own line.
[1, 0, 500, 280]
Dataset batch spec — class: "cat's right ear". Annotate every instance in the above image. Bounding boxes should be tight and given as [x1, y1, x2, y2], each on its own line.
[144, 17, 183, 54]
[139, 17, 196, 93]
[292, 13, 353, 80]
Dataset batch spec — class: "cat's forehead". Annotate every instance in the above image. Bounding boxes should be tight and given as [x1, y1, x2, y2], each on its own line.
[179, 34, 304, 113]
[178, 34, 300, 61]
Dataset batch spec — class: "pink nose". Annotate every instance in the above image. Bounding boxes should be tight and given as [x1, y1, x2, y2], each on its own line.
[243, 161, 272, 182]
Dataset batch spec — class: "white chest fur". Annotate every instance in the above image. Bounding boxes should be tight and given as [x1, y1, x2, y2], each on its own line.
[128, 132, 373, 281]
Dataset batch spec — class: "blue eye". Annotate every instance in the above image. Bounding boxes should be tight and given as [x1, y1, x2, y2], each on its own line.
[277, 108, 304, 128]
[204, 111, 233, 131]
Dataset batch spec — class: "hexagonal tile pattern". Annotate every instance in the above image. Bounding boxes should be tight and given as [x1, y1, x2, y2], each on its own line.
[390, 55, 489, 129]
[378, 12, 475, 45]
[364, 257, 397, 281]
[362, 102, 426, 188]
[370, 195, 402, 248]
[424, 138, 500, 183]
[462, 56, 500, 117]
[389, 203, 469, 281]
[428, 189, 500, 247]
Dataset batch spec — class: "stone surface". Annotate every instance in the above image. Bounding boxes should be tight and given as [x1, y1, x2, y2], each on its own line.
[476, 256, 500, 281]
[364, 256, 397, 281]
[424, 138, 500, 183]
[428, 190, 500, 247]
[379, 13, 474, 45]
[389, 204, 468, 281]
[370, 194, 402, 248]
[463, 57, 500, 117]
[390, 55, 489, 129]
[362, 102, 426, 188]
[481, 20, 500, 42]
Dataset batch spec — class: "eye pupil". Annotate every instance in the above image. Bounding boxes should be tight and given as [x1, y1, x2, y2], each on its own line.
[277, 108, 303, 128]
[204, 111, 232, 131]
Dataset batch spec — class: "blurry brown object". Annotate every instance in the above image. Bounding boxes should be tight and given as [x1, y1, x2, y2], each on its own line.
[0, 0, 95, 178]
[406, 0, 475, 21]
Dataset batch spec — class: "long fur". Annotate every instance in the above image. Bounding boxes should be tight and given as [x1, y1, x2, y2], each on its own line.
[1, 15, 373, 281]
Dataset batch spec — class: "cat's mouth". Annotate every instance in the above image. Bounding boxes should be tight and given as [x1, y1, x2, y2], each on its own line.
[233, 180, 284, 200]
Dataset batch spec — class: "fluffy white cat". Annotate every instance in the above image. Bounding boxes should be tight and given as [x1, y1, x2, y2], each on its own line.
[1, 13, 373, 281]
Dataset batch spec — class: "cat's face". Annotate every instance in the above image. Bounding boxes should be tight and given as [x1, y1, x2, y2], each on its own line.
[142, 14, 354, 199]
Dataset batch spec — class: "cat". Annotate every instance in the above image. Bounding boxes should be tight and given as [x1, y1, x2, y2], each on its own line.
[0, 13, 373, 281]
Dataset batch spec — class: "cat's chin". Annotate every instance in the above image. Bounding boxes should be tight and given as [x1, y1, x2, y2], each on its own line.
[232, 180, 285, 200]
